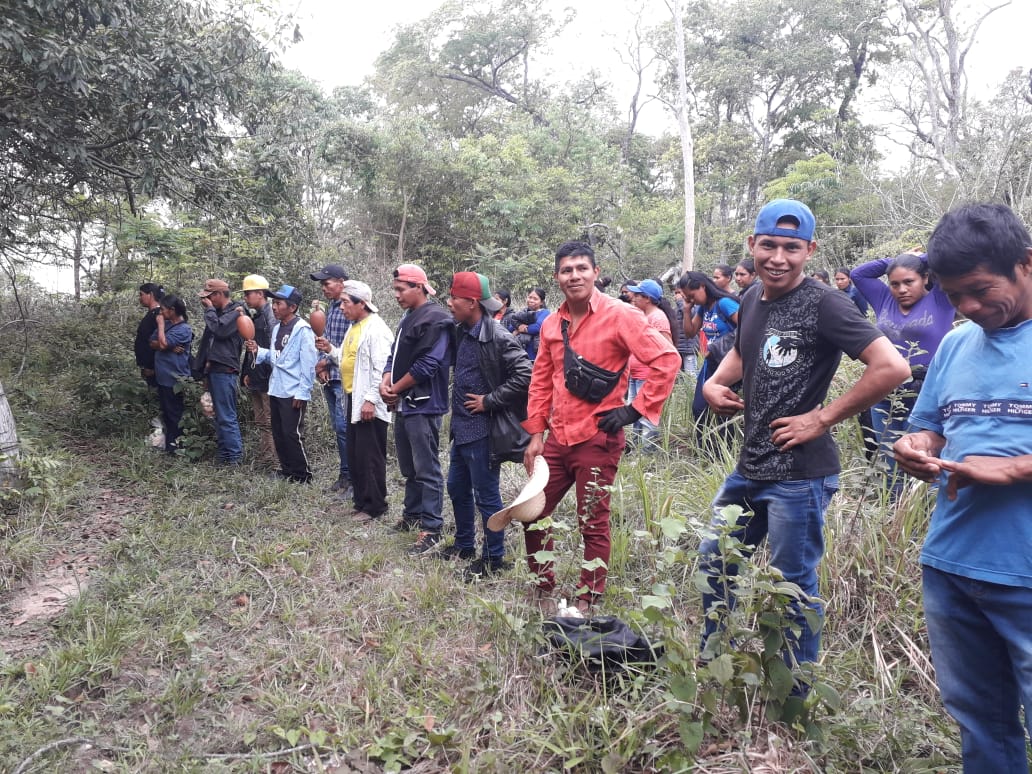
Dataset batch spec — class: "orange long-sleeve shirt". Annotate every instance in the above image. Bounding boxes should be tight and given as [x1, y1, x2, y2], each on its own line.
[523, 289, 680, 446]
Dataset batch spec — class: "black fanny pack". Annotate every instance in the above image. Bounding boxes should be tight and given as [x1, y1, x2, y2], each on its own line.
[561, 319, 622, 403]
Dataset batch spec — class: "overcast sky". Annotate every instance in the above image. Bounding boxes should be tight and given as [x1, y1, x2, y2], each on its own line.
[280, 0, 671, 128]
[279, 0, 1032, 139]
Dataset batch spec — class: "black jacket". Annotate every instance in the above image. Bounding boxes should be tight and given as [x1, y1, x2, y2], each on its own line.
[193, 300, 245, 377]
[240, 302, 275, 392]
[388, 300, 453, 413]
[134, 307, 159, 369]
[452, 317, 532, 465]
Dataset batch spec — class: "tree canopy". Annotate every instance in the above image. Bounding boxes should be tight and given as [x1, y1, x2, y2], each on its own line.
[0, 0, 1026, 298]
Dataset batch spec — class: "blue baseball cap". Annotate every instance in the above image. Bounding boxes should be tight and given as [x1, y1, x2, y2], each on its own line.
[265, 284, 302, 307]
[626, 278, 663, 303]
[754, 199, 816, 241]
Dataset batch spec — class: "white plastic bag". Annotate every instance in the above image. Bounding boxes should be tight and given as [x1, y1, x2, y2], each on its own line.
[148, 427, 166, 448]
[199, 391, 215, 418]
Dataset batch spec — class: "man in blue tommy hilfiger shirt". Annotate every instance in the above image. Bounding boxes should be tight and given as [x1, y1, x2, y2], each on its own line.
[894, 202, 1032, 773]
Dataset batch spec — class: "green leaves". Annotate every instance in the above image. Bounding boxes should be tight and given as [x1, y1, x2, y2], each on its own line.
[1, 0, 280, 261]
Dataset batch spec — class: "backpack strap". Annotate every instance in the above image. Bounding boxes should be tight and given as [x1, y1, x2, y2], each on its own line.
[713, 298, 736, 329]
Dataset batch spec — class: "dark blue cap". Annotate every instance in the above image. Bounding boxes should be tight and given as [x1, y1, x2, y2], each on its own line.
[266, 284, 302, 307]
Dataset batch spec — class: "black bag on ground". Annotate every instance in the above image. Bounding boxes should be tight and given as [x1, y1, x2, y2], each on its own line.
[543, 616, 664, 673]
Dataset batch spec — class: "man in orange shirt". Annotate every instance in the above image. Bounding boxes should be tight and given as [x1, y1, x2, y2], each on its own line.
[521, 241, 680, 614]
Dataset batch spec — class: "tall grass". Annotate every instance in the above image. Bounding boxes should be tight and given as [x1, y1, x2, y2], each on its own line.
[0, 309, 959, 772]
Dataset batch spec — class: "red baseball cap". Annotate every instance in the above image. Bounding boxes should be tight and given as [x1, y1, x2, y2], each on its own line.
[393, 263, 436, 295]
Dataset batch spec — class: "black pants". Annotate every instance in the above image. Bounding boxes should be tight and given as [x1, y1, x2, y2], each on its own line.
[270, 396, 311, 482]
[157, 384, 184, 452]
[344, 393, 388, 516]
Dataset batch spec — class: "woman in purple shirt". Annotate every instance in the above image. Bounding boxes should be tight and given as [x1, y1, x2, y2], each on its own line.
[851, 253, 956, 485]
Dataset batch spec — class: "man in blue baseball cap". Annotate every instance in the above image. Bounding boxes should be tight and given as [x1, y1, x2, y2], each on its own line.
[246, 284, 318, 482]
[697, 199, 910, 683]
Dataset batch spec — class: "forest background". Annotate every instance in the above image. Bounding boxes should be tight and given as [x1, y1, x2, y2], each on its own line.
[1, 0, 1030, 771]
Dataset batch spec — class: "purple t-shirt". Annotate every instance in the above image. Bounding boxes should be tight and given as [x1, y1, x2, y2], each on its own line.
[850, 257, 956, 369]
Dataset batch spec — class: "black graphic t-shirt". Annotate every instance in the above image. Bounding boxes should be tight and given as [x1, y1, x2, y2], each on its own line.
[275, 316, 299, 354]
[736, 278, 881, 480]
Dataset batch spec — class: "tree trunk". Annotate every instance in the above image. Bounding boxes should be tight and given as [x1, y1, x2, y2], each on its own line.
[672, 0, 696, 272]
[899, 0, 1009, 181]
[73, 216, 84, 301]
[0, 380, 20, 488]
[397, 189, 409, 262]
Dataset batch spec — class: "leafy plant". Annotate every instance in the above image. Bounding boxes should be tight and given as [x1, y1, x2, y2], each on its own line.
[0, 445, 64, 507]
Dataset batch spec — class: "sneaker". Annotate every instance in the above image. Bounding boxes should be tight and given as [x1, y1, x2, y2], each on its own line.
[438, 543, 477, 561]
[408, 531, 441, 556]
[464, 556, 513, 581]
[392, 517, 419, 533]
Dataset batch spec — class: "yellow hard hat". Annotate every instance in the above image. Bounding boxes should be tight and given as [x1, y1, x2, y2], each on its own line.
[241, 274, 270, 292]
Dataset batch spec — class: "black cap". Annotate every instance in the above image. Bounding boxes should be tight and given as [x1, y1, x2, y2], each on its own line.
[309, 264, 349, 281]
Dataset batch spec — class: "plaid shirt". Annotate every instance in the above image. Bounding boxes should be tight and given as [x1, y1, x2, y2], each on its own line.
[319, 299, 350, 382]
[451, 319, 490, 445]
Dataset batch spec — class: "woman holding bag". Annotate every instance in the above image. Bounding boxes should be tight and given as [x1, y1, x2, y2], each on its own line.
[678, 271, 740, 441]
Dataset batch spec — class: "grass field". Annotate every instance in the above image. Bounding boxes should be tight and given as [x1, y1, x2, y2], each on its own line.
[0, 368, 962, 772]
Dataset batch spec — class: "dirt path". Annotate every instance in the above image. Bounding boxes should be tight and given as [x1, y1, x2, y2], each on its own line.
[0, 485, 142, 658]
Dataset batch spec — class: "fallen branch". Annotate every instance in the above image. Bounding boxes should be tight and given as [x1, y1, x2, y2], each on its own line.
[0, 319, 42, 333]
[231, 536, 278, 623]
[13, 736, 130, 774]
[202, 742, 320, 761]
[13, 736, 327, 771]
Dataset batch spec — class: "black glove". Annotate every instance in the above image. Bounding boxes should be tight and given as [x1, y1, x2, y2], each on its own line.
[597, 405, 641, 434]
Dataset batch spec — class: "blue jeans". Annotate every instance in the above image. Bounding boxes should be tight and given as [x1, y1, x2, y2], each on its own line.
[322, 380, 349, 480]
[869, 392, 918, 496]
[699, 469, 838, 666]
[681, 351, 698, 378]
[447, 437, 505, 559]
[157, 384, 184, 452]
[395, 412, 444, 532]
[627, 377, 659, 450]
[923, 566, 1032, 773]
[207, 371, 243, 463]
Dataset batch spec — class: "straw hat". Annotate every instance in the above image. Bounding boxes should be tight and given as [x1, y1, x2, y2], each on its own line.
[487, 455, 549, 531]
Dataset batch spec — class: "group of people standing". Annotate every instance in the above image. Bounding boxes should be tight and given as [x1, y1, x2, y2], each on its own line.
[699, 200, 1032, 773]
[133, 198, 1032, 769]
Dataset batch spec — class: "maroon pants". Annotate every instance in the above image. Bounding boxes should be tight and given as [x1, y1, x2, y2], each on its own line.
[522, 429, 623, 601]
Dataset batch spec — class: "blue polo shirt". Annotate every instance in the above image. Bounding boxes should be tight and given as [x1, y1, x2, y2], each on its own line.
[910, 318, 1032, 588]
